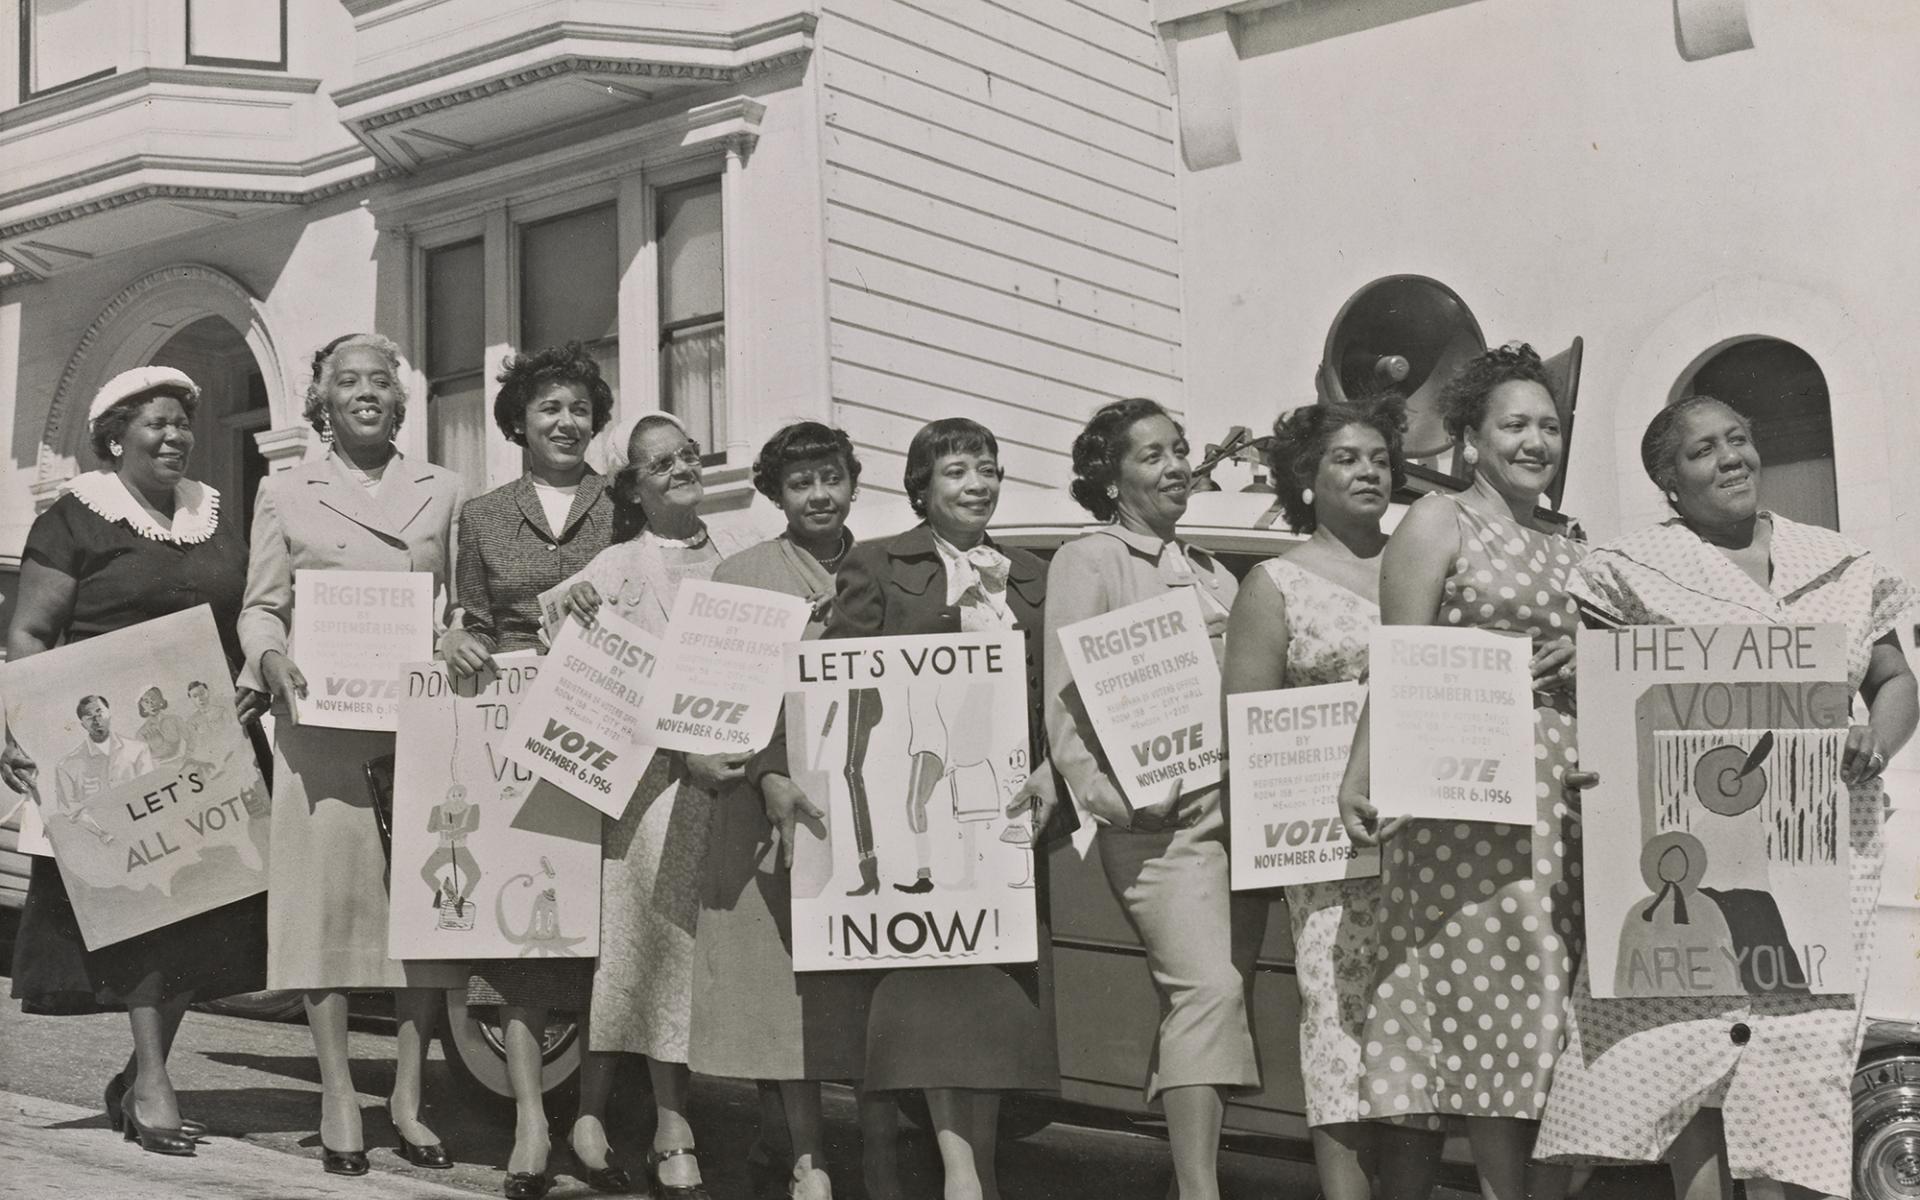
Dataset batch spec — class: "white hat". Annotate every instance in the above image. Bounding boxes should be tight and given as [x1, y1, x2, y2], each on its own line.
[88, 366, 200, 425]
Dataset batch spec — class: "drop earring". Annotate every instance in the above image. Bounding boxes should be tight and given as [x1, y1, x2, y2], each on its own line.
[1462, 444, 1479, 467]
[1666, 490, 1680, 504]
[1301, 487, 1314, 506]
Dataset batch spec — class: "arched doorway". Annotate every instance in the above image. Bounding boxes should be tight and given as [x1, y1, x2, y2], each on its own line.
[146, 316, 272, 533]
[1673, 337, 1839, 531]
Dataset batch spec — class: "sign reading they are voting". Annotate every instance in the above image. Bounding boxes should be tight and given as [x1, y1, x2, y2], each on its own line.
[1581, 623, 1853, 998]
[504, 608, 659, 817]
[1228, 681, 1378, 890]
[1056, 589, 1224, 809]
[389, 654, 601, 960]
[0, 607, 268, 948]
[291, 569, 433, 730]
[784, 631, 1038, 972]
[1368, 625, 1535, 824]
[637, 580, 810, 754]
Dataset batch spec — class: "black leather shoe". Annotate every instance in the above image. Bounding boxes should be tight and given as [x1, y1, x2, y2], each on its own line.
[579, 1160, 634, 1194]
[649, 1147, 711, 1200]
[120, 1094, 195, 1157]
[323, 1145, 371, 1176]
[108, 1073, 207, 1138]
[398, 1136, 453, 1169]
[504, 1171, 552, 1199]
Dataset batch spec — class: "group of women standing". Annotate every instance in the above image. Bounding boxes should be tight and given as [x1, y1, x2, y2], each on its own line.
[3, 331, 1914, 1200]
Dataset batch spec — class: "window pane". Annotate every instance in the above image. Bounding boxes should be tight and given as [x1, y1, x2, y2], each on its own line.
[1681, 337, 1839, 531]
[521, 205, 618, 352]
[188, 0, 282, 65]
[662, 322, 726, 453]
[658, 180, 723, 325]
[428, 373, 488, 492]
[425, 240, 484, 380]
[28, 0, 121, 94]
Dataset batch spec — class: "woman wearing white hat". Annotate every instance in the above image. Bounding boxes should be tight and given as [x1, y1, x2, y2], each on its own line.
[1, 365, 270, 1156]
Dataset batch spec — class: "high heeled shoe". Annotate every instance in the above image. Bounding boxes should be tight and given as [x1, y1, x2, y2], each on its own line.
[397, 1135, 452, 1169]
[649, 1147, 712, 1200]
[565, 1144, 634, 1194]
[119, 1093, 195, 1157]
[322, 1145, 371, 1176]
[503, 1171, 552, 1199]
[106, 1073, 207, 1138]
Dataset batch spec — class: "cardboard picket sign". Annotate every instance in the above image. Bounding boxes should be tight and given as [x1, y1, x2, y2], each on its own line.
[388, 653, 601, 960]
[1580, 622, 1854, 998]
[1227, 681, 1379, 890]
[503, 608, 659, 817]
[637, 580, 810, 754]
[290, 569, 433, 730]
[1367, 625, 1536, 825]
[0, 606, 268, 948]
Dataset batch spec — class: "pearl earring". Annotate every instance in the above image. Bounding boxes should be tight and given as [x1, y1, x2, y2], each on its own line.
[1301, 487, 1314, 506]
[1666, 490, 1680, 504]
[108, 441, 123, 458]
[1105, 484, 1118, 500]
[1462, 445, 1479, 466]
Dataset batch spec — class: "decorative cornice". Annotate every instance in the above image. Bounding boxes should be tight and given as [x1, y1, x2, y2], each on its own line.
[0, 145, 377, 215]
[0, 68, 323, 134]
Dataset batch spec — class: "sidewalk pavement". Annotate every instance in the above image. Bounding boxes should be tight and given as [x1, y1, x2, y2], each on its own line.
[0, 1090, 488, 1200]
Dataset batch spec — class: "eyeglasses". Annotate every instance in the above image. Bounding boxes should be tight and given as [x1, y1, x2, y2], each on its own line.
[640, 442, 702, 477]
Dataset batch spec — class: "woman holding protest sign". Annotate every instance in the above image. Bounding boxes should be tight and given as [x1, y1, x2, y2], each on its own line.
[557, 411, 758, 1200]
[1531, 395, 1917, 1200]
[1334, 343, 1585, 1200]
[1223, 393, 1445, 1200]
[1, 365, 268, 1156]
[437, 343, 624, 1198]
[688, 420, 901, 1200]
[749, 416, 1064, 1200]
[1043, 398, 1255, 1200]
[239, 333, 466, 1176]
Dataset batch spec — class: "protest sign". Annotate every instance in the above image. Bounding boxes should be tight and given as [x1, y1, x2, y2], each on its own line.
[1581, 623, 1853, 998]
[1368, 625, 1534, 824]
[637, 580, 809, 754]
[389, 653, 601, 959]
[1228, 681, 1378, 889]
[784, 631, 1038, 971]
[504, 608, 659, 816]
[0, 607, 268, 948]
[291, 569, 433, 730]
[1055, 589, 1224, 810]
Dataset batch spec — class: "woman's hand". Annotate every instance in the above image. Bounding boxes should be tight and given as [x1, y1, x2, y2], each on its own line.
[564, 582, 603, 626]
[685, 751, 751, 791]
[259, 650, 308, 714]
[1127, 781, 1187, 834]
[1530, 637, 1576, 692]
[440, 628, 495, 681]
[1338, 788, 1405, 848]
[1, 734, 39, 800]
[234, 687, 270, 727]
[1842, 723, 1890, 786]
[761, 773, 826, 869]
[1077, 777, 1136, 831]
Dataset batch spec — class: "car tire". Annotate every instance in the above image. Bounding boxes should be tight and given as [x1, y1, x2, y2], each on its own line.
[440, 990, 582, 1110]
[1853, 1042, 1920, 1200]
[196, 989, 308, 1022]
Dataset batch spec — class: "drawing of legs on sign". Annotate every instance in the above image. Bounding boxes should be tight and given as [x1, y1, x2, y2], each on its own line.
[843, 687, 885, 896]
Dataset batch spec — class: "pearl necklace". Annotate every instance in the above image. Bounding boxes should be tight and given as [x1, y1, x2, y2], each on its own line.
[809, 529, 853, 572]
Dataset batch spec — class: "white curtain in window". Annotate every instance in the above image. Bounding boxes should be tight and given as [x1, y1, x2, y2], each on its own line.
[661, 324, 726, 456]
[428, 376, 488, 494]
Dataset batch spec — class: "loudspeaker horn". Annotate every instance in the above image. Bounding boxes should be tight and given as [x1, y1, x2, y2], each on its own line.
[1317, 275, 1486, 465]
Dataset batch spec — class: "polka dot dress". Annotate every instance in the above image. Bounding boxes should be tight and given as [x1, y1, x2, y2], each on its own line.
[1357, 497, 1585, 1121]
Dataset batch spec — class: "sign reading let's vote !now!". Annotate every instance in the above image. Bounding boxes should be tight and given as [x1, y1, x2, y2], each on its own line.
[1228, 681, 1377, 890]
[1368, 625, 1535, 824]
[291, 569, 433, 730]
[637, 580, 809, 754]
[1056, 589, 1224, 810]
[504, 607, 659, 816]
[1580, 623, 1852, 999]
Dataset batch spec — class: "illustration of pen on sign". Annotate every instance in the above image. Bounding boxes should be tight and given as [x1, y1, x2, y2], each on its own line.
[499, 853, 587, 958]
[421, 712, 482, 931]
[1619, 726, 1845, 995]
[790, 697, 839, 901]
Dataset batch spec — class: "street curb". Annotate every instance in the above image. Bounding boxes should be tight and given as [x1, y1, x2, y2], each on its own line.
[1, 1090, 491, 1199]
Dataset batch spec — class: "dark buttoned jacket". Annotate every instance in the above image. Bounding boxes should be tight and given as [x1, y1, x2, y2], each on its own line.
[455, 471, 613, 654]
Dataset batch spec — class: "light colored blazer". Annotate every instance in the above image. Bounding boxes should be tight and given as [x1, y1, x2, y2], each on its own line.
[238, 449, 465, 676]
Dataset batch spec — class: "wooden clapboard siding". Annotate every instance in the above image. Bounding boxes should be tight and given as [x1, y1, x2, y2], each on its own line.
[818, 0, 1182, 495]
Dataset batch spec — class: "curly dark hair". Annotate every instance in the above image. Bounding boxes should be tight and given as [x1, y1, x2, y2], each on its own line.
[91, 386, 200, 465]
[1437, 342, 1554, 441]
[751, 421, 862, 504]
[1639, 394, 1752, 501]
[1266, 391, 1408, 534]
[904, 418, 998, 517]
[1068, 398, 1181, 522]
[493, 342, 615, 445]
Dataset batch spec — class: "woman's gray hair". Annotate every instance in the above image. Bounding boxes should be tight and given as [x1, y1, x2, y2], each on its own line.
[303, 333, 410, 437]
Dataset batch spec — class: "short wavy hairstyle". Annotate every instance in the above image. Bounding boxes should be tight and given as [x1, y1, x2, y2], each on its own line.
[1639, 393, 1753, 502]
[492, 342, 615, 445]
[610, 412, 694, 543]
[1068, 398, 1181, 523]
[751, 421, 862, 504]
[1266, 391, 1408, 534]
[904, 418, 998, 517]
[1437, 341, 1554, 441]
[90, 385, 199, 466]
[303, 333, 410, 437]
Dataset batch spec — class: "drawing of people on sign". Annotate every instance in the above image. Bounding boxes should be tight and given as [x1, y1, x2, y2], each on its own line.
[421, 782, 483, 930]
[135, 686, 192, 771]
[53, 695, 150, 846]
